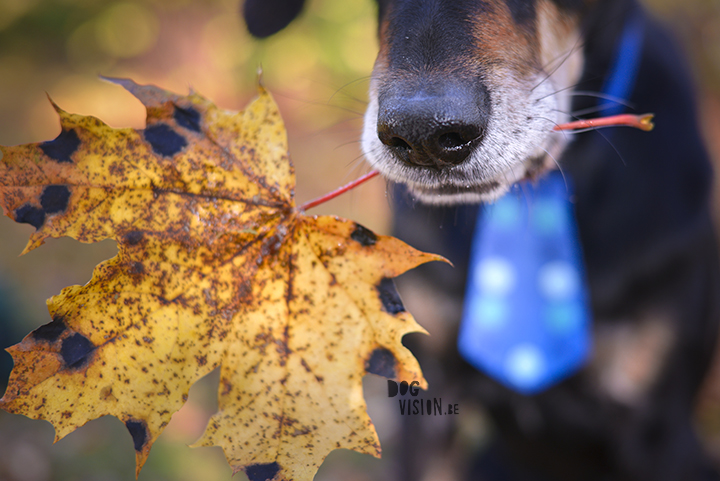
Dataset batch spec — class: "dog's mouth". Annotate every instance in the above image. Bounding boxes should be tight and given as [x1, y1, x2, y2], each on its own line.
[412, 181, 501, 197]
[378, 151, 554, 204]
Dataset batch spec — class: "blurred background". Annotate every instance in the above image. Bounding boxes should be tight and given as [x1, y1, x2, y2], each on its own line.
[0, 0, 719, 480]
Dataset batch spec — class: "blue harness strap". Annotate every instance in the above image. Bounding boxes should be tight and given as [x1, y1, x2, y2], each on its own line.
[457, 9, 645, 394]
[600, 9, 645, 116]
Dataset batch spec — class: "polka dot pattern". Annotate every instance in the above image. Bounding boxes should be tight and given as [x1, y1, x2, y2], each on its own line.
[475, 257, 515, 296]
[471, 297, 507, 330]
[457, 171, 591, 394]
[505, 344, 546, 389]
[538, 261, 580, 300]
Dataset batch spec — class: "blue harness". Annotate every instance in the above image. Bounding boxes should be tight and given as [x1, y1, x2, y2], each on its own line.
[457, 10, 645, 394]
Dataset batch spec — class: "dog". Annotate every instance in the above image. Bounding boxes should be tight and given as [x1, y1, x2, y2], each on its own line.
[243, 1, 720, 480]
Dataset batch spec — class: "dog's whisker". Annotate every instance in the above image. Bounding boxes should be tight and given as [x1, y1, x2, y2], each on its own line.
[533, 116, 563, 129]
[570, 105, 614, 116]
[347, 142, 383, 170]
[540, 146, 568, 192]
[333, 138, 364, 151]
[567, 90, 635, 109]
[534, 77, 596, 102]
[344, 151, 371, 172]
[529, 116, 576, 142]
[343, 155, 375, 184]
[271, 90, 367, 118]
[328, 77, 372, 106]
[531, 35, 586, 92]
[551, 104, 624, 117]
[563, 112, 628, 167]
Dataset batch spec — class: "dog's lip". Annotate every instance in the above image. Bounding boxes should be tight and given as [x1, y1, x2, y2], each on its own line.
[407, 180, 502, 196]
[376, 162, 503, 195]
[376, 152, 552, 200]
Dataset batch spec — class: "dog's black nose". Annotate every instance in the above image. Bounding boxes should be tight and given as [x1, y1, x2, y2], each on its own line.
[376, 84, 489, 169]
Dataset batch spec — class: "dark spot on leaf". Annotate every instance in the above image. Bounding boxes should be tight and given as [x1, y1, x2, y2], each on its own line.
[129, 262, 145, 275]
[174, 105, 202, 133]
[125, 419, 148, 452]
[351, 223, 377, 246]
[100, 386, 114, 400]
[245, 462, 281, 481]
[377, 278, 405, 314]
[196, 354, 207, 366]
[261, 232, 285, 259]
[144, 123, 187, 157]
[40, 185, 71, 214]
[221, 381, 233, 395]
[365, 347, 397, 378]
[60, 333, 95, 370]
[124, 231, 144, 245]
[31, 316, 67, 342]
[14, 204, 45, 229]
[40, 129, 80, 163]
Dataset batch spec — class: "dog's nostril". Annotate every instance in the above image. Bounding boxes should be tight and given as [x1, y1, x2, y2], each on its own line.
[438, 132, 468, 150]
[388, 137, 411, 150]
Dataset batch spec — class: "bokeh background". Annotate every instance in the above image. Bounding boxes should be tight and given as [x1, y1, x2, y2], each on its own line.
[0, 0, 719, 480]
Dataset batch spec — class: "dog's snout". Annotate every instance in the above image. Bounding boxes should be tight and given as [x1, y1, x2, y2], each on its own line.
[376, 85, 489, 169]
[378, 118, 484, 168]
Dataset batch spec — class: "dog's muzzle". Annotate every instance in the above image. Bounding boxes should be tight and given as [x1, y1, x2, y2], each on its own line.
[362, 69, 566, 205]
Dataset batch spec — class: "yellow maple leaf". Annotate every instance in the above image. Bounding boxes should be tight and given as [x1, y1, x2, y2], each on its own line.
[0, 78, 444, 480]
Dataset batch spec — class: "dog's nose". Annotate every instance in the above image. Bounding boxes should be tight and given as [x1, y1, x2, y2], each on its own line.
[376, 86, 489, 169]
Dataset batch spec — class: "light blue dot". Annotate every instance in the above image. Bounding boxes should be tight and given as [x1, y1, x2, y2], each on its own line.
[544, 302, 585, 334]
[470, 296, 507, 330]
[538, 261, 579, 300]
[474, 257, 515, 296]
[487, 196, 521, 229]
[532, 200, 565, 234]
[505, 344, 546, 389]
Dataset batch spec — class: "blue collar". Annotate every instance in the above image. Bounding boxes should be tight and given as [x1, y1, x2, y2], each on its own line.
[599, 9, 645, 115]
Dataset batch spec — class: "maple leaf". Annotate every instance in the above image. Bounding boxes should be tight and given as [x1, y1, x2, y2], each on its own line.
[0, 78, 444, 480]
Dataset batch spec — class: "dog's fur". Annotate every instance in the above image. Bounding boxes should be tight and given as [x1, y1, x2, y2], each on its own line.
[244, 1, 720, 479]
